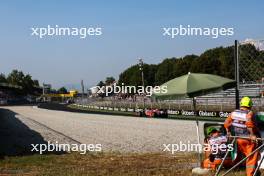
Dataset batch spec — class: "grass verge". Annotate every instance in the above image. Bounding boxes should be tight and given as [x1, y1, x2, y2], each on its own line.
[1, 152, 262, 176]
[0, 152, 197, 176]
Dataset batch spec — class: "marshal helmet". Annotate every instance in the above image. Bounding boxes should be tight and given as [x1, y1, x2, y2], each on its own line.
[206, 127, 217, 135]
[240, 96, 253, 108]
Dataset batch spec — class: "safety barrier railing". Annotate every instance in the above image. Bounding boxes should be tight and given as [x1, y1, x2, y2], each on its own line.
[215, 136, 264, 176]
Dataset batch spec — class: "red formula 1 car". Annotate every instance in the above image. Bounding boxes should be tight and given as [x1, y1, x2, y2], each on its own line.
[144, 109, 168, 118]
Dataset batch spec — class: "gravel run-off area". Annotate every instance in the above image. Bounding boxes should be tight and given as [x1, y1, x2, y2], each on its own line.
[0, 106, 207, 154]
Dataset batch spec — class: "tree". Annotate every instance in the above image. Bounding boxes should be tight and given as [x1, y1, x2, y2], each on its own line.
[6, 70, 40, 94]
[57, 87, 68, 94]
[144, 64, 158, 86]
[22, 74, 35, 93]
[118, 44, 263, 86]
[105, 77, 115, 85]
[118, 65, 142, 86]
[7, 70, 24, 86]
[155, 58, 176, 85]
[173, 55, 197, 77]
[33, 80, 40, 87]
[97, 81, 105, 87]
[0, 73, 7, 83]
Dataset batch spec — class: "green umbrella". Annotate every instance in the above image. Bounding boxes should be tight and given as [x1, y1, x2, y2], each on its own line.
[152, 72, 236, 171]
[153, 72, 236, 99]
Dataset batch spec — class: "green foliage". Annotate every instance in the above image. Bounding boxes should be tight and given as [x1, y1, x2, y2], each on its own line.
[144, 64, 158, 86]
[118, 44, 262, 86]
[119, 65, 142, 86]
[97, 81, 105, 87]
[33, 80, 39, 87]
[1, 70, 40, 95]
[239, 44, 264, 82]
[105, 77, 115, 85]
[155, 58, 176, 85]
[7, 70, 25, 86]
[57, 87, 68, 94]
[0, 73, 7, 83]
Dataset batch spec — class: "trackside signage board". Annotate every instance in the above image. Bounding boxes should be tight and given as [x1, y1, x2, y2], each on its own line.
[75, 104, 232, 118]
[167, 110, 231, 118]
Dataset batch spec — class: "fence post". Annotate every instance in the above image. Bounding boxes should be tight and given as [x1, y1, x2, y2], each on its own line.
[235, 40, 240, 109]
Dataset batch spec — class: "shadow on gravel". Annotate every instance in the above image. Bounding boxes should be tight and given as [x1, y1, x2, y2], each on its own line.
[0, 108, 63, 158]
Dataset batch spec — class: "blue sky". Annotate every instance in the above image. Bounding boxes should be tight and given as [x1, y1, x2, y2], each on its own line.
[0, 0, 263, 89]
